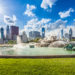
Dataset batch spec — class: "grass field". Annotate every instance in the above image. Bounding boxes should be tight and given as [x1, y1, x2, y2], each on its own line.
[0, 58, 75, 75]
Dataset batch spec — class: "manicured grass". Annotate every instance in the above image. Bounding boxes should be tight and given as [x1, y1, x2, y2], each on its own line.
[0, 58, 75, 75]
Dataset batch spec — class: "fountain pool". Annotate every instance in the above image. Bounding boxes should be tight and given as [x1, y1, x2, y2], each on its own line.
[0, 47, 75, 56]
[0, 36, 74, 56]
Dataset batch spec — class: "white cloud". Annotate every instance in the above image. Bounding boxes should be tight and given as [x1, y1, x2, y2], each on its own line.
[47, 19, 67, 31]
[46, 24, 75, 38]
[74, 19, 75, 21]
[24, 18, 51, 31]
[64, 26, 75, 37]
[41, 0, 57, 9]
[46, 28, 61, 37]
[4, 15, 17, 25]
[20, 18, 51, 36]
[38, 18, 51, 24]
[59, 8, 74, 18]
[13, 15, 17, 21]
[24, 4, 36, 17]
[45, 19, 67, 36]
[21, 18, 68, 37]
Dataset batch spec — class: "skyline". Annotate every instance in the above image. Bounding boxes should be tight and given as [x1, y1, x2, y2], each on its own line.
[0, 0, 75, 36]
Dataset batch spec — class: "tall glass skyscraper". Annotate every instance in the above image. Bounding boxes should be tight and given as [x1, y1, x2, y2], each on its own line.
[42, 27, 45, 38]
[61, 29, 64, 38]
[69, 28, 72, 41]
[0, 27, 4, 39]
[6, 25, 10, 40]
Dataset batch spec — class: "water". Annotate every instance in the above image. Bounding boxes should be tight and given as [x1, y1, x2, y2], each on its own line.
[0, 37, 75, 56]
[0, 47, 75, 56]
[17, 36, 22, 44]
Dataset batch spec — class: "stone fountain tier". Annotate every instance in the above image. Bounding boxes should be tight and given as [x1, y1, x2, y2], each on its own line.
[39, 36, 58, 43]
[36, 36, 68, 47]
[49, 41, 67, 47]
[36, 43, 50, 47]
[36, 41, 67, 47]
[15, 35, 68, 48]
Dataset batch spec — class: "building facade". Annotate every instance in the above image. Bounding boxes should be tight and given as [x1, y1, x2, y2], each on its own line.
[0, 27, 4, 40]
[6, 25, 10, 40]
[21, 31, 28, 43]
[42, 27, 45, 38]
[61, 29, 64, 39]
[69, 28, 72, 41]
[10, 26, 19, 40]
[29, 31, 41, 40]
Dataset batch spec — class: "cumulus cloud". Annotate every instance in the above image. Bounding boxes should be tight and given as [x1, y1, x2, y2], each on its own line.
[13, 15, 17, 21]
[46, 23, 75, 38]
[59, 8, 74, 18]
[20, 18, 51, 36]
[47, 19, 67, 31]
[46, 25, 75, 37]
[64, 26, 75, 37]
[21, 17, 68, 37]
[46, 28, 61, 37]
[41, 0, 57, 9]
[45, 19, 67, 36]
[4, 15, 17, 25]
[74, 19, 75, 21]
[24, 4, 36, 17]
[24, 18, 51, 31]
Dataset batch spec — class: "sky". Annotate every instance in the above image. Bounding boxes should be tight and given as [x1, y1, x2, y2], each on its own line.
[0, 0, 75, 36]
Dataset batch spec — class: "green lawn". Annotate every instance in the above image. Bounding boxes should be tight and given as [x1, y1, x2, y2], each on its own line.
[0, 58, 75, 75]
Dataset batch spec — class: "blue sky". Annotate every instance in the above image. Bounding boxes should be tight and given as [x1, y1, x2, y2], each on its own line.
[0, 0, 75, 36]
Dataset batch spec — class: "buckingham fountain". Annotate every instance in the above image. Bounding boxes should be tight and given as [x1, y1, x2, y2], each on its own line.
[13, 35, 68, 49]
[0, 35, 75, 56]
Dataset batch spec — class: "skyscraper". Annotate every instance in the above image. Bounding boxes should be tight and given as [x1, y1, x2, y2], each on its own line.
[21, 31, 28, 43]
[69, 28, 72, 41]
[42, 27, 45, 38]
[0, 27, 4, 40]
[29, 31, 41, 40]
[6, 25, 10, 40]
[61, 29, 64, 39]
[10, 26, 19, 40]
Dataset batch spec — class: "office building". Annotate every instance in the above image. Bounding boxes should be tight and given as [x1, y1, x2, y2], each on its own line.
[0, 27, 4, 40]
[6, 25, 10, 40]
[10, 26, 19, 40]
[21, 31, 28, 43]
[42, 27, 45, 38]
[29, 31, 41, 40]
[61, 29, 64, 39]
[64, 33, 69, 41]
[69, 28, 72, 41]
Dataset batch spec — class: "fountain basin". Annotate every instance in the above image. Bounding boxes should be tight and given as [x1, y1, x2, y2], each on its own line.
[0, 47, 75, 56]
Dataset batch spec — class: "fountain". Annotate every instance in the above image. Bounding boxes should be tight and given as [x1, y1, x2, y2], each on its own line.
[13, 36, 26, 49]
[13, 36, 35, 49]
[0, 35, 75, 56]
[17, 36, 22, 44]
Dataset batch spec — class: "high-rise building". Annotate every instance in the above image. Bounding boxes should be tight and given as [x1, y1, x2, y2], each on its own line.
[21, 31, 28, 43]
[0, 27, 4, 40]
[69, 28, 72, 41]
[10, 26, 19, 40]
[29, 31, 41, 40]
[61, 29, 64, 39]
[6, 25, 10, 40]
[42, 27, 45, 38]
